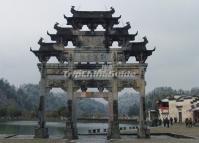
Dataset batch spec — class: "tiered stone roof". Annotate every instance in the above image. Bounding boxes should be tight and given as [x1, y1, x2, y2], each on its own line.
[31, 6, 155, 63]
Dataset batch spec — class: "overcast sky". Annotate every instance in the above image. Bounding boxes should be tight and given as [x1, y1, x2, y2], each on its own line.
[0, 0, 198, 92]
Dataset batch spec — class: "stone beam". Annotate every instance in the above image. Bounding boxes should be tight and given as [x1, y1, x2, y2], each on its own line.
[41, 63, 145, 80]
[75, 92, 110, 100]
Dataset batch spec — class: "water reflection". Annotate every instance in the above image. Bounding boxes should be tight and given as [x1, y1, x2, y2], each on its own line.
[0, 121, 134, 137]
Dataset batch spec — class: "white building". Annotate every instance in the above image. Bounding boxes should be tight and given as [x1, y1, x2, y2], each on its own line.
[158, 95, 199, 123]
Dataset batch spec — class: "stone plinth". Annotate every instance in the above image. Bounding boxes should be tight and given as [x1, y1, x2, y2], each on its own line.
[64, 120, 78, 140]
[107, 121, 120, 139]
[137, 127, 150, 138]
[34, 127, 49, 138]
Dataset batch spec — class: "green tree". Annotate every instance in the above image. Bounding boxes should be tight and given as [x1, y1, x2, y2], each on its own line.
[57, 106, 67, 117]
[146, 87, 176, 109]
[0, 108, 7, 117]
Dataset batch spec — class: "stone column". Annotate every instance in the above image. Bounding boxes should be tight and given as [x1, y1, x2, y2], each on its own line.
[64, 80, 78, 139]
[107, 79, 120, 139]
[137, 67, 150, 138]
[34, 63, 49, 138]
[64, 53, 78, 139]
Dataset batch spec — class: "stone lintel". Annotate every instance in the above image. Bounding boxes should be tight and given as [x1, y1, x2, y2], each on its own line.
[75, 92, 110, 99]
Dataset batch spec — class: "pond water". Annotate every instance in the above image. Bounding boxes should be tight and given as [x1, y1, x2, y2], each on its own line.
[0, 121, 135, 137]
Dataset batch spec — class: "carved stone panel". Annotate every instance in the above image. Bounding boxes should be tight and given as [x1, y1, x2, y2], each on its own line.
[78, 35, 105, 48]
[75, 92, 110, 99]
[73, 52, 111, 62]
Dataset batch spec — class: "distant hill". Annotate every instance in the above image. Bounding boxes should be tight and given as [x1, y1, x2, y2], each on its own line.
[0, 78, 140, 117]
[2, 78, 197, 118]
[0, 79, 19, 109]
[77, 98, 107, 117]
[118, 92, 140, 116]
[0, 79, 107, 117]
[0, 79, 67, 112]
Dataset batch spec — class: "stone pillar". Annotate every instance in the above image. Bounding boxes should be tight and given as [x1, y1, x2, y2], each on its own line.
[64, 79, 78, 139]
[64, 52, 78, 139]
[34, 63, 49, 138]
[65, 99, 78, 140]
[137, 67, 150, 138]
[107, 79, 120, 139]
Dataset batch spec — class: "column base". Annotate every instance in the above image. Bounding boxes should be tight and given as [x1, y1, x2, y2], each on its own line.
[34, 127, 49, 138]
[107, 121, 120, 140]
[137, 127, 150, 138]
[64, 121, 78, 140]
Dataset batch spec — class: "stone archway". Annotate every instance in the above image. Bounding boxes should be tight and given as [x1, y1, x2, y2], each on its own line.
[31, 6, 155, 139]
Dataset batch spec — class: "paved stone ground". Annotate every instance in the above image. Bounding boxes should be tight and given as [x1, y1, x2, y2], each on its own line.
[0, 137, 198, 143]
[112, 138, 198, 143]
[151, 124, 199, 138]
[0, 124, 198, 143]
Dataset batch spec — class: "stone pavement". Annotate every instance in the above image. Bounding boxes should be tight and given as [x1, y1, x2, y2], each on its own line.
[0, 137, 198, 143]
[0, 124, 199, 143]
[150, 124, 199, 139]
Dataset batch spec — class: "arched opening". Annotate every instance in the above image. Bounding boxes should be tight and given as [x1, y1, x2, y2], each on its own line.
[110, 41, 121, 49]
[126, 56, 137, 64]
[80, 25, 90, 31]
[76, 88, 108, 119]
[48, 56, 59, 63]
[75, 87, 110, 134]
[96, 25, 105, 31]
[45, 88, 67, 137]
[64, 41, 75, 48]
[118, 88, 139, 119]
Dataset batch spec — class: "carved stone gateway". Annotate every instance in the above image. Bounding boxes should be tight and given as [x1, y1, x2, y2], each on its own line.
[31, 6, 155, 139]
